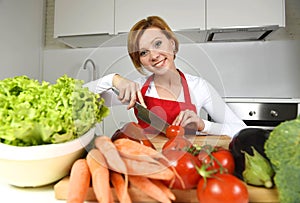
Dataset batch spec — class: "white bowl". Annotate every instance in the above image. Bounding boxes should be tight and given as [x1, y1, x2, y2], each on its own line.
[0, 128, 95, 187]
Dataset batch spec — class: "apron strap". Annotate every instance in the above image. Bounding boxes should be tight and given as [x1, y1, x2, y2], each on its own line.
[141, 69, 192, 104]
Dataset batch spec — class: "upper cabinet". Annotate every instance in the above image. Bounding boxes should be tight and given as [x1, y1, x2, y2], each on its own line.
[54, 0, 114, 37]
[53, 0, 285, 47]
[115, 0, 205, 33]
[207, 0, 285, 29]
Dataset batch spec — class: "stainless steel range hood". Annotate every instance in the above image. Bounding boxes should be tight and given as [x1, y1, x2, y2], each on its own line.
[204, 25, 279, 42]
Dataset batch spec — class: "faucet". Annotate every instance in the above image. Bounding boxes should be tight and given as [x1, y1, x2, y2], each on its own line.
[83, 59, 96, 81]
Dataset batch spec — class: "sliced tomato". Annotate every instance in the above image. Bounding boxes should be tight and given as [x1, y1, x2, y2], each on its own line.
[197, 173, 249, 203]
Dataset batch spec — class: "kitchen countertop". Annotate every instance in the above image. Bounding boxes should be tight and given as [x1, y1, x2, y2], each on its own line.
[0, 180, 64, 203]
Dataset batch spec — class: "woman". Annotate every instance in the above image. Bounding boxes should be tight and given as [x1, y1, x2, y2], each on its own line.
[85, 16, 246, 137]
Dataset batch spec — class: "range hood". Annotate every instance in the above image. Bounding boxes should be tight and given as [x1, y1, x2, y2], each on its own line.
[54, 25, 281, 48]
[204, 25, 279, 42]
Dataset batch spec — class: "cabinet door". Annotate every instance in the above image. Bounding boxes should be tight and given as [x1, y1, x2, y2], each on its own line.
[207, 0, 285, 29]
[115, 0, 205, 33]
[54, 0, 114, 37]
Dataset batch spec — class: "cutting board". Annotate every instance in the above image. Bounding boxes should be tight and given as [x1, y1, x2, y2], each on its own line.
[54, 176, 279, 203]
[54, 135, 279, 203]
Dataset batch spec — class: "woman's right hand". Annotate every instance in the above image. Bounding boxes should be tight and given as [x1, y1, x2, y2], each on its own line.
[112, 74, 146, 109]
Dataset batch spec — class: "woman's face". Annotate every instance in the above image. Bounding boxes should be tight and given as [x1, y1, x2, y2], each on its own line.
[138, 27, 176, 74]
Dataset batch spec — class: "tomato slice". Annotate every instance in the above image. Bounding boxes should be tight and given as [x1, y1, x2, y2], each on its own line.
[197, 173, 249, 203]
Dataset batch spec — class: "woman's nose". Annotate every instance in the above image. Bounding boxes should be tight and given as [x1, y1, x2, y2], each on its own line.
[150, 50, 160, 61]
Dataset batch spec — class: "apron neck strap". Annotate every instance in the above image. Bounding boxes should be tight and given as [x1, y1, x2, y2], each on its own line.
[141, 69, 192, 103]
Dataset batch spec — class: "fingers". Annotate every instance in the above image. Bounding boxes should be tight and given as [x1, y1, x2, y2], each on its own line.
[112, 75, 145, 109]
[172, 110, 205, 131]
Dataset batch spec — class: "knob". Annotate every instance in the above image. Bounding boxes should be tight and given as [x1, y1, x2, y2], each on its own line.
[270, 110, 278, 117]
[249, 111, 256, 116]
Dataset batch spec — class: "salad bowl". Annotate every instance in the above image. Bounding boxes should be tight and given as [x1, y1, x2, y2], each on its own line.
[0, 128, 95, 187]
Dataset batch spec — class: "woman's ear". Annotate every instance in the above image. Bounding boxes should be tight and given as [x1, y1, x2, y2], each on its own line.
[170, 39, 176, 50]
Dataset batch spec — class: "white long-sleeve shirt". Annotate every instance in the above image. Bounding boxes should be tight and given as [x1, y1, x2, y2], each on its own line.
[84, 71, 247, 137]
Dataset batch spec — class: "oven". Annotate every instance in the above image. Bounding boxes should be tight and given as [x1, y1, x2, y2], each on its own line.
[224, 98, 300, 131]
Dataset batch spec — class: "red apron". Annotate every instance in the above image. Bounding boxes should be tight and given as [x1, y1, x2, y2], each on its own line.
[135, 70, 197, 134]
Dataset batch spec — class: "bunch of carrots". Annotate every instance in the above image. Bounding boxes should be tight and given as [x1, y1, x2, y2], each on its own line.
[67, 136, 178, 203]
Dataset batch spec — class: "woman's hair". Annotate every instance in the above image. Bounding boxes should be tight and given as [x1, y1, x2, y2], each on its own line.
[127, 16, 179, 74]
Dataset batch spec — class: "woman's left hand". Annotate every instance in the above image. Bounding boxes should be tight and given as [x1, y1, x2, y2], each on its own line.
[172, 110, 205, 131]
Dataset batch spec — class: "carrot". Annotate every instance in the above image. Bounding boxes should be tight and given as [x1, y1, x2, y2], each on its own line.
[110, 171, 132, 203]
[67, 159, 91, 203]
[114, 138, 168, 161]
[128, 175, 172, 203]
[94, 136, 127, 174]
[86, 149, 114, 203]
[121, 156, 174, 180]
[114, 138, 183, 186]
[151, 179, 176, 201]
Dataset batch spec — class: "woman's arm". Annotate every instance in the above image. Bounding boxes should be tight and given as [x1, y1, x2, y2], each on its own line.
[83, 73, 146, 109]
[200, 81, 246, 137]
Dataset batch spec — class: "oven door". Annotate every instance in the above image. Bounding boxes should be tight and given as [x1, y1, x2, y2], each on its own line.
[226, 102, 298, 130]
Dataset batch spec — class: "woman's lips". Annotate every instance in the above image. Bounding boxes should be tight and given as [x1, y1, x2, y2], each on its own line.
[153, 58, 167, 68]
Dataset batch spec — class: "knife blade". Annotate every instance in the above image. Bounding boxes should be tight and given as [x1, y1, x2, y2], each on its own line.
[111, 88, 199, 135]
[111, 88, 169, 133]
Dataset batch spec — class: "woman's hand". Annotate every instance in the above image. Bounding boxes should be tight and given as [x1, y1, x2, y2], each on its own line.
[172, 109, 205, 131]
[112, 74, 146, 109]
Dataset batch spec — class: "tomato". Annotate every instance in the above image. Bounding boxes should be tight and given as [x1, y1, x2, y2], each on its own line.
[165, 125, 185, 139]
[111, 122, 155, 149]
[163, 150, 202, 189]
[198, 146, 235, 174]
[162, 136, 192, 151]
[197, 173, 249, 203]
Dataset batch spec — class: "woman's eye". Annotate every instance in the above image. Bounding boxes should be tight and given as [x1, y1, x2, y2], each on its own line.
[139, 50, 148, 57]
[154, 40, 162, 48]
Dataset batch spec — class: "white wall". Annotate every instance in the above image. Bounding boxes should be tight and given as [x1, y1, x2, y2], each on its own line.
[43, 39, 300, 136]
[43, 40, 300, 99]
[0, 0, 44, 80]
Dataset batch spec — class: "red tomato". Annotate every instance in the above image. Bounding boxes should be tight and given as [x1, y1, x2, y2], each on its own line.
[197, 173, 249, 203]
[166, 125, 185, 139]
[163, 150, 202, 189]
[111, 122, 156, 149]
[162, 136, 192, 151]
[198, 146, 235, 174]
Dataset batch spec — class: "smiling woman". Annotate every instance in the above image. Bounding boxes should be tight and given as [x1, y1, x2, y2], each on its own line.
[84, 16, 247, 137]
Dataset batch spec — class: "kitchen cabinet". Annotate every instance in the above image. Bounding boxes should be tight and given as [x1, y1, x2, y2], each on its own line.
[54, 0, 114, 37]
[207, 0, 285, 29]
[54, 0, 205, 37]
[115, 0, 205, 33]
[53, 0, 285, 47]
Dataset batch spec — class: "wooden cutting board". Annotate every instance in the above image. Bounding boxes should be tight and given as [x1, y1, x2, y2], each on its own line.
[54, 176, 279, 203]
[54, 135, 279, 202]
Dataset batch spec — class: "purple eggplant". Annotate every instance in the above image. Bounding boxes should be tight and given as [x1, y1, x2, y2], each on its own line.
[229, 128, 270, 180]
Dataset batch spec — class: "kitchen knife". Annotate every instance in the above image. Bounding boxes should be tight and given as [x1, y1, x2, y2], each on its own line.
[111, 88, 170, 134]
[111, 88, 199, 135]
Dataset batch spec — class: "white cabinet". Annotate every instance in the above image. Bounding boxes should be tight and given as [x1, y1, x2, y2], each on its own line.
[207, 0, 285, 29]
[54, 0, 205, 37]
[115, 0, 205, 33]
[54, 0, 114, 37]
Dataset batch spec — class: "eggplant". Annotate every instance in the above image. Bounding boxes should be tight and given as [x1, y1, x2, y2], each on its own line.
[229, 128, 270, 180]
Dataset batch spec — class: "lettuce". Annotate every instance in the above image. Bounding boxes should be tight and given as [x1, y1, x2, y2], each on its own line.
[0, 75, 109, 146]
